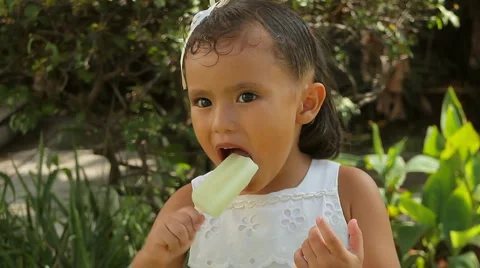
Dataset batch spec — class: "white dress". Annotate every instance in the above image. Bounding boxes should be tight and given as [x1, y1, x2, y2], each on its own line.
[187, 159, 349, 268]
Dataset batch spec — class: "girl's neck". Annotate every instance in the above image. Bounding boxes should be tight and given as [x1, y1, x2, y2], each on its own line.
[255, 149, 313, 195]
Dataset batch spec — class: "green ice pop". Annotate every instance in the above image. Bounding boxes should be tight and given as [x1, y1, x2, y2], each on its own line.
[192, 153, 259, 217]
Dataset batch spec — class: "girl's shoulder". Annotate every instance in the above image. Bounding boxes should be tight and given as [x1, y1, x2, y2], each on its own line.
[337, 166, 400, 266]
[337, 165, 380, 221]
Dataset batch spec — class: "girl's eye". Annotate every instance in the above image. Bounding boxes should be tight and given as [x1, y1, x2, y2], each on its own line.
[238, 92, 257, 103]
[194, 98, 212, 107]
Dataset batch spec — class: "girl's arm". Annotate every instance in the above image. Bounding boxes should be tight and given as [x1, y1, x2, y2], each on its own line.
[131, 184, 196, 268]
[338, 166, 400, 268]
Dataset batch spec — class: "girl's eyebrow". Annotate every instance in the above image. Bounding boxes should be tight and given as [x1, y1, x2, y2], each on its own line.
[189, 82, 263, 95]
[226, 82, 262, 92]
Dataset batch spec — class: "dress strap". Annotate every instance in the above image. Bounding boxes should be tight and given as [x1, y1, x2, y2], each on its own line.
[296, 159, 341, 192]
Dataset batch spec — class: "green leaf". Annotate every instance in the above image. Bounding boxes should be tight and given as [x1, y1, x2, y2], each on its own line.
[0, 171, 15, 201]
[154, 0, 166, 8]
[468, 236, 480, 248]
[450, 225, 480, 252]
[448, 252, 479, 268]
[441, 123, 480, 161]
[364, 154, 387, 179]
[334, 153, 364, 167]
[444, 105, 463, 138]
[45, 43, 60, 63]
[24, 4, 41, 19]
[378, 187, 388, 205]
[441, 87, 466, 138]
[385, 138, 406, 176]
[423, 125, 445, 158]
[405, 155, 440, 174]
[399, 196, 436, 227]
[438, 6, 460, 28]
[422, 160, 457, 220]
[401, 252, 427, 268]
[465, 154, 480, 192]
[473, 185, 480, 202]
[369, 121, 385, 157]
[385, 156, 406, 190]
[393, 221, 429, 256]
[443, 181, 473, 247]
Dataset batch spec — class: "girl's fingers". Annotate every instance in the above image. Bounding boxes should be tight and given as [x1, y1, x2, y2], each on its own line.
[182, 207, 206, 230]
[171, 209, 200, 240]
[348, 219, 364, 259]
[316, 217, 349, 260]
[160, 221, 182, 250]
[293, 248, 308, 268]
[307, 225, 331, 259]
[301, 240, 317, 265]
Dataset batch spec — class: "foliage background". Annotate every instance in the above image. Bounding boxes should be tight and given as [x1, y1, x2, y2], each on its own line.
[1, 0, 480, 267]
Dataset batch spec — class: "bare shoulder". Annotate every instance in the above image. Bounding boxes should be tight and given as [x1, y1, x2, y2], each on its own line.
[337, 165, 382, 220]
[337, 165, 400, 268]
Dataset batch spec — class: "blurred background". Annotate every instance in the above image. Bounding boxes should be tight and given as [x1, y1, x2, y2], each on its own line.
[1, 0, 479, 267]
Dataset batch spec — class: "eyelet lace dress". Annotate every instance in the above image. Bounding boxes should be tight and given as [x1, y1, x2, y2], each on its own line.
[187, 159, 349, 268]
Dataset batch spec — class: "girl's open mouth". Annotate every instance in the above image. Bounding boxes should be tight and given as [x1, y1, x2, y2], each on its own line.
[218, 147, 251, 161]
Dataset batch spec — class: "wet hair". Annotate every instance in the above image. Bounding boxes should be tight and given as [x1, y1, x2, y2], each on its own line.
[184, 0, 343, 159]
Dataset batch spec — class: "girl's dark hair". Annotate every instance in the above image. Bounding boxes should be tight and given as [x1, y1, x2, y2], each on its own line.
[184, 0, 343, 159]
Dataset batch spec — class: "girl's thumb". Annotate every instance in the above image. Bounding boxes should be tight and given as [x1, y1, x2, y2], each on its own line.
[348, 219, 364, 258]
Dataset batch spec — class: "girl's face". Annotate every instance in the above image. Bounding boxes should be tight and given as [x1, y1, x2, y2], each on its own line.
[185, 25, 321, 194]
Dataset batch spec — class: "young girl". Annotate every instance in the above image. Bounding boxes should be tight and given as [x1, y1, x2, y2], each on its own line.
[132, 0, 399, 267]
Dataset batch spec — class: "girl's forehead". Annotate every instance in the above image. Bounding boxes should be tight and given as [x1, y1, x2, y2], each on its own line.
[184, 26, 285, 85]
[190, 23, 275, 58]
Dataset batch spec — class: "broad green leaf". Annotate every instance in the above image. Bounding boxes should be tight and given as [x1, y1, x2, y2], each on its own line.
[422, 160, 457, 220]
[450, 225, 480, 252]
[441, 87, 466, 138]
[448, 252, 479, 268]
[465, 154, 480, 191]
[405, 155, 440, 174]
[369, 121, 385, 157]
[364, 154, 387, 179]
[468, 236, 480, 248]
[423, 125, 445, 158]
[444, 105, 463, 139]
[399, 196, 436, 227]
[385, 138, 406, 176]
[393, 222, 429, 256]
[473, 185, 480, 202]
[443, 182, 473, 246]
[441, 123, 480, 161]
[385, 156, 406, 190]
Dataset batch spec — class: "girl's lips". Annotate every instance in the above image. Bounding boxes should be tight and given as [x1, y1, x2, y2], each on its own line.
[215, 143, 251, 161]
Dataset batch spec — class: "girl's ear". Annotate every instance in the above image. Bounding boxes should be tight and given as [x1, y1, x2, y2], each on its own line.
[296, 82, 326, 125]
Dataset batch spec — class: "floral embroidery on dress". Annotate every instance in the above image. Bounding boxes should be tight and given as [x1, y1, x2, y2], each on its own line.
[203, 217, 220, 239]
[280, 208, 305, 232]
[324, 202, 342, 225]
[238, 215, 260, 237]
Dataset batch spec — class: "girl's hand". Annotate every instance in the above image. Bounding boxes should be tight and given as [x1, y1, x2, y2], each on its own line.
[132, 206, 205, 267]
[294, 217, 364, 268]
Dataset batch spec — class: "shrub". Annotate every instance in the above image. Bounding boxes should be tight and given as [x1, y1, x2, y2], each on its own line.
[338, 87, 480, 267]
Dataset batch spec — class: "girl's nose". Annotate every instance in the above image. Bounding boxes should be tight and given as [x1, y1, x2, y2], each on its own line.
[212, 104, 236, 133]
